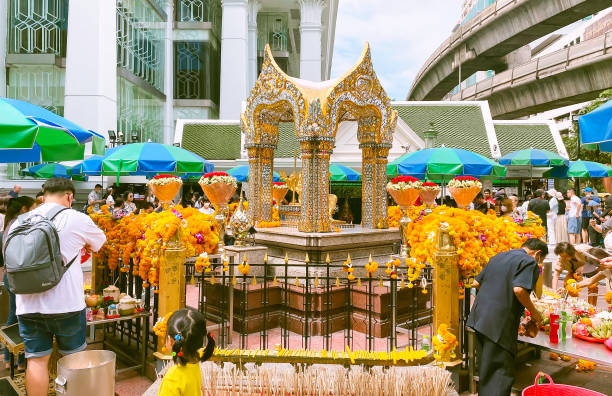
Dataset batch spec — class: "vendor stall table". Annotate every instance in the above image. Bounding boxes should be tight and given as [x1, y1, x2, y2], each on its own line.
[518, 333, 612, 367]
[0, 311, 151, 378]
[87, 311, 152, 376]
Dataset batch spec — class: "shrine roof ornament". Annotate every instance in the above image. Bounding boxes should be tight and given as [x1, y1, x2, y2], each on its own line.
[241, 43, 397, 147]
[241, 43, 397, 233]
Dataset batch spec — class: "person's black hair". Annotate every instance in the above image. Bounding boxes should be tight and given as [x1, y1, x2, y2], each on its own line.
[4, 196, 36, 231]
[167, 308, 215, 366]
[35, 191, 44, 198]
[522, 238, 548, 256]
[554, 241, 575, 256]
[475, 192, 484, 200]
[143, 201, 154, 209]
[114, 197, 124, 207]
[95, 184, 103, 189]
[483, 189, 491, 193]
[535, 189, 545, 198]
[43, 178, 76, 195]
[123, 191, 133, 201]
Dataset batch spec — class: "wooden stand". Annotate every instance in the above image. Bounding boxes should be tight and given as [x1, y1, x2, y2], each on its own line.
[156, 232, 186, 353]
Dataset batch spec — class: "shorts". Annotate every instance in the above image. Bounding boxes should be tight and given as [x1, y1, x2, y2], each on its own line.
[568, 217, 581, 234]
[17, 309, 87, 359]
[581, 217, 591, 230]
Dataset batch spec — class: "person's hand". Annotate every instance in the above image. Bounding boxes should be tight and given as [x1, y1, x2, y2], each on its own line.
[555, 287, 565, 295]
[531, 310, 543, 327]
[600, 256, 612, 269]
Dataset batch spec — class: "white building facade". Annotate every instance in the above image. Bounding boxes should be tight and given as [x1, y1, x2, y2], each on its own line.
[0, 0, 337, 180]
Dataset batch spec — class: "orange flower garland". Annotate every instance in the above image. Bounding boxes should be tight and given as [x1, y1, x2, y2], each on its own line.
[405, 206, 545, 280]
[90, 206, 219, 288]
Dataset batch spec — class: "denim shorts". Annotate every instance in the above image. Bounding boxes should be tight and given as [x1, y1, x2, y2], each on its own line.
[17, 309, 87, 358]
[568, 216, 581, 234]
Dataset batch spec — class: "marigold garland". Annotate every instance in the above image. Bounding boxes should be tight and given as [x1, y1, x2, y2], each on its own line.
[432, 324, 458, 362]
[404, 206, 545, 280]
[153, 310, 174, 338]
[91, 206, 219, 287]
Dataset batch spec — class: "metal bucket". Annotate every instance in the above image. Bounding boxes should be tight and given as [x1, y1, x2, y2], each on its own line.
[55, 350, 116, 396]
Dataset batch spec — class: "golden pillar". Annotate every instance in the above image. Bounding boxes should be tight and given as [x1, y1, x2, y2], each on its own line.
[247, 144, 275, 223]
[157, 232, 186, 353]
[298, 138, 333, 232]
[433, 224, 460, 335]
[361, 143, 391, 229]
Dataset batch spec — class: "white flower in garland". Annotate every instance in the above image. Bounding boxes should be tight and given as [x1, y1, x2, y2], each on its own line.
[447, 176, 482, 189]
[147, 174, 183, 186]
[199, 172, 238, 187]
[386, 176, 423, 191]
[272, 182, 288, 190]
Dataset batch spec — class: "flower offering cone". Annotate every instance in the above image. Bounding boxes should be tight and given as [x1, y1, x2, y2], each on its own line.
[387, 187, 420, 208]
[419, 188, 440, 214]
[387, 187, 420, 257]
[199, 181, 236, 256]
[449, 186, 481, 209]
[199, 181, 236, 207]
[272, 186, 288, 205]
[149, 182, 181, 205]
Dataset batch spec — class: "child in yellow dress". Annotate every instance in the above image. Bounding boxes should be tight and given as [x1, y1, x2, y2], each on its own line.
[158, 308, 216, 396]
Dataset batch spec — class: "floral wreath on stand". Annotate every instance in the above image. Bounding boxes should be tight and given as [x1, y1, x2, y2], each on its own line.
[447, 176, 482, 189]
[148, 174, 183, 186]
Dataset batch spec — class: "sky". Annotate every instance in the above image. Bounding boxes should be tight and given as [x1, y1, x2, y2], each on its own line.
[330, 0, 462, 101]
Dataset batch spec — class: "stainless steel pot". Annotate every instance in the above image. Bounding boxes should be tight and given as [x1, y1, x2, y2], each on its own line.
[55, 350, 116, 395]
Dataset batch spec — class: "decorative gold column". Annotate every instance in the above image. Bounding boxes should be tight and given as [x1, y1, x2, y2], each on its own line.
[433, 224, 460, 335]
[298, 138, 333, 232]
[247, 144, 275, 223]
[361, 143, 391, 229]
[157, 232, 186, 353]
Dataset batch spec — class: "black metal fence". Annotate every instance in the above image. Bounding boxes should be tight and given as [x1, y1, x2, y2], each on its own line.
[97, 255, 435, 356]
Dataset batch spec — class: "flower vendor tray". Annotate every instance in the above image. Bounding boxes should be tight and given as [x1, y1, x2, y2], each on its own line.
[573, 332, 606, 343]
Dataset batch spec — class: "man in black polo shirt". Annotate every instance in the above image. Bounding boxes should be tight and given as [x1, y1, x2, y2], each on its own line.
[528, 189, 550, 230]
[467, 238, 547, 396]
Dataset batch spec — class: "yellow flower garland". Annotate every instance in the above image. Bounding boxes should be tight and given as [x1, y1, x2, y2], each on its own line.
[432, 323, 458, 362]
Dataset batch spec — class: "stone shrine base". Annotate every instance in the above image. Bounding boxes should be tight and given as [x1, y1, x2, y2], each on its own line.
[253, 226, 401, 278]
[203, 281, 431, 337]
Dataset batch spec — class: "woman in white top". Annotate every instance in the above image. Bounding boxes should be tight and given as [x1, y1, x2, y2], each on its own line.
[123, 191, 137, 215]
[105, 187, 116, 208]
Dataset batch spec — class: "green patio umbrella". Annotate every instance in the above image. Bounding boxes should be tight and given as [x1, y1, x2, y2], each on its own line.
[387, 147, 506, 180]
[0, 98, 103, 161]
[101, 142, 214, 184]
[21, 163, 71, 179]
[329, 163, 361, 181]
[498, 148, 568, 167]
[546, 160, 612, 178]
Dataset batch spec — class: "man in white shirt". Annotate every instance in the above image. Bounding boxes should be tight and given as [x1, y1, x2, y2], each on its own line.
[567, 188, 582, 244]
[9, 178, 106, 396]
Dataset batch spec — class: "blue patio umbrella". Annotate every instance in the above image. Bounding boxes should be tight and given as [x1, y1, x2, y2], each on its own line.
[227, 165, 280, 182]
[545, 160, 612, 179]
[579, 99, 612, 146]
[387, 147, 506, 179]
[21, 163, 71, 179]
[499, 148, 568, 167]
[0, 98, 105, 162]
[329, 163, 361, 181]
[71, 147, 120, 176]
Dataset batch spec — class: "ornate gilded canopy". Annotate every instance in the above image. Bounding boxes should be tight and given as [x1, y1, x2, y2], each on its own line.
[241, 43, 397, 232]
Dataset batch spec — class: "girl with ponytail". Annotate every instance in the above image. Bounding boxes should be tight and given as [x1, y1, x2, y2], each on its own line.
[158, 308, 215, 396]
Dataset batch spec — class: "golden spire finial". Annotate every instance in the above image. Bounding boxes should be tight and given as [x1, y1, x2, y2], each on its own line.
[305, 252, 310, 264]
[264, 253, 268, 264]
[325, 253, 330, 264]
[284, 252, 289, 264]
[368, 253, 372, 263]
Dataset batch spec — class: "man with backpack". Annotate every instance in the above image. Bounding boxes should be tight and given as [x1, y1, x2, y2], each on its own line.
[3, 178, 106, 396]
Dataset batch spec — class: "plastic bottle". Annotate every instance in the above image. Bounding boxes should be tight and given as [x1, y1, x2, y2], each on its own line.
[549, 312, 559, 343]
[421, 335, 430, 351]
[566, 315, 573, 339]
[559, 311, 567, 342]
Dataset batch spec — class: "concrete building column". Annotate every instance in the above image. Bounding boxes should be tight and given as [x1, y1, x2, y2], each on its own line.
[219, 0, 248, 120]
[63, 0, 117, 141]
[163, 0, 174, 144]
[248, 1, 260, 92]
[0, 0, 8, 97]
[299, 0, 323, 81]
